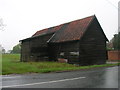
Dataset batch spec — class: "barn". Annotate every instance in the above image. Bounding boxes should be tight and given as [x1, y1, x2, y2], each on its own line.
[20, 15, 108, 65]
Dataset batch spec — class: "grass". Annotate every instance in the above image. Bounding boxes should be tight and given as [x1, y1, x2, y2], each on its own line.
[2, 54, 119, 75]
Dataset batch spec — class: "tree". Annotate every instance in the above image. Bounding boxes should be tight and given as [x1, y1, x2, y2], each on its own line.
[2, 47, 6, 54]
[113, 32, 120, 50]
[0, 18, 6, 31]
[6, 50, 12, 54]
[11, 44, 21, 54]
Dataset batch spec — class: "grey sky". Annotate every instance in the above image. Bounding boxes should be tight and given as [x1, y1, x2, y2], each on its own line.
[0, 0, 119, 51]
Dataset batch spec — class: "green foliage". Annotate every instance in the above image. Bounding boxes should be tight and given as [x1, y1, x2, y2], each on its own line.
[106, 47, 114, 51]
[11, 44, 21, 54]
[2, 54, 119, 75]
[113, 32, 120, 50]
[2, 48, 5, 53]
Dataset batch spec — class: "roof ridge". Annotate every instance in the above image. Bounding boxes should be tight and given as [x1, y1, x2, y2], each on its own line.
[20, 15, 95, 42]
[32, 15, 95, 37]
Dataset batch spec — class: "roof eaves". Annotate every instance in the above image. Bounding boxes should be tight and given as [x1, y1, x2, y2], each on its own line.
[20, 32, 55, 42]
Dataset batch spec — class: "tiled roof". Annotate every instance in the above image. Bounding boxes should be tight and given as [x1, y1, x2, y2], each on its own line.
[32, 15, 95, 42]
[32, 24, 62, 37]
[50, 16, 94, 43]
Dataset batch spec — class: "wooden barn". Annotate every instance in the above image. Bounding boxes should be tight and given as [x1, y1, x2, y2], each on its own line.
[20, 15, 108, 65]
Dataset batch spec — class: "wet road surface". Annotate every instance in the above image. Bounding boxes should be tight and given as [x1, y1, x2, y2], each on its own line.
[1, 66, 119, 88]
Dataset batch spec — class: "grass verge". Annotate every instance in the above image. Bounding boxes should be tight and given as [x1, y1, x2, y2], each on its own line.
[2, 54, 120, 75]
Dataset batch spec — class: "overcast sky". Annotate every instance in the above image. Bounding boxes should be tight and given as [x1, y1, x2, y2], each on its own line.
[0, 0, 119, 51]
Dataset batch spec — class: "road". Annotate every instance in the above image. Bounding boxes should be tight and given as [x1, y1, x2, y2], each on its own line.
[1, 66, 119, 88]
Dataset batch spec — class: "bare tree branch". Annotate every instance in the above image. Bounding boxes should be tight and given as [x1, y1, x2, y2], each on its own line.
[0, 18, 6, 31]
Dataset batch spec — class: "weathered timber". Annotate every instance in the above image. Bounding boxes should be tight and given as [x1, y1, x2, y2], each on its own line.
[20, 15, 108, 65]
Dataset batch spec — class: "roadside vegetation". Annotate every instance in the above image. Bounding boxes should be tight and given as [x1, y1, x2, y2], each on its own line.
[2, 54, 119, 75]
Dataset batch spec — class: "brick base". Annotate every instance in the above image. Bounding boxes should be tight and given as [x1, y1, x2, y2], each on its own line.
[108, 50, 120, 61]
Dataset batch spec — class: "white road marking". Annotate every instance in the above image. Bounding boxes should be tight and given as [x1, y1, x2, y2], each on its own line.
[107, 66, 118, 70]
[2, 76, 21, 79]
[107, 68, 112, 70]
[2, 77, 86, 88]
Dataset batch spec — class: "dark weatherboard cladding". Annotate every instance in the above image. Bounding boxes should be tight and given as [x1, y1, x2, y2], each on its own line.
[20, 15, 108, 65]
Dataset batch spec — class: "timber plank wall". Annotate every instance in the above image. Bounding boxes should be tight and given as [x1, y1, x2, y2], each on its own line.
[21, 33, 54, 62]
[78, 17, 107, 65]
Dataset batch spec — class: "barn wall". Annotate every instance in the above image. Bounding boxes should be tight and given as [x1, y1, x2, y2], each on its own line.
[21, 40, 30, 62]
[21, 17, 108, 66]
[21, 33, 54, 62]
[79, 18, 107, 65]
[48, 41, 80, 64]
